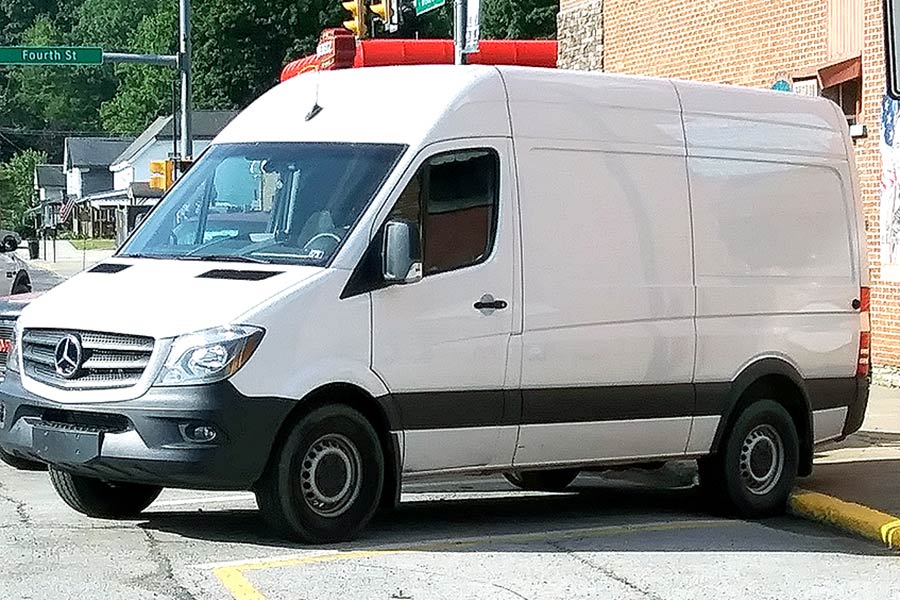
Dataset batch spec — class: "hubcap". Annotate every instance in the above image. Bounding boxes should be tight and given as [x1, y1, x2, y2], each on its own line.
[739, 424, 784, 496]
[298, 433, 362, 517]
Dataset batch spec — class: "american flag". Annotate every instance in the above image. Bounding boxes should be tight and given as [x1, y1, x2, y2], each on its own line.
[58, 196, 76, 223]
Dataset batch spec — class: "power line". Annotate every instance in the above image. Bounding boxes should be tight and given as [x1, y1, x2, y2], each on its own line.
[0, 129, 25, 153]
[0, 127, 129, 137]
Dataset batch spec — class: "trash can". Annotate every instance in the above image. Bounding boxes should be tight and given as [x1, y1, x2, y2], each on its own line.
[28, 239, 39, 259]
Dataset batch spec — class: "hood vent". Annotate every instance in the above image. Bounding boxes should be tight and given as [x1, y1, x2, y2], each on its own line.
[89, 263, 131, 274]
[197, 269, 283, 281]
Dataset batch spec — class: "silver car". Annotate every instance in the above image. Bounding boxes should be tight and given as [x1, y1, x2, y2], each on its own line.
[0, 233, 29, 295]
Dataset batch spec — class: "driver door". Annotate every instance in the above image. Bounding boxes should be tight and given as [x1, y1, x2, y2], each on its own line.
[370, 139, 519, 474]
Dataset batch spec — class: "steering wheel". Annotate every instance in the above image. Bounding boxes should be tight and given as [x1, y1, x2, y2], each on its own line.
[302, 232, 341, 251]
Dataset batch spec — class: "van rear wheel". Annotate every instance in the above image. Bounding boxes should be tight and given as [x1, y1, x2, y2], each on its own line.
[255, 405, 384, 543]
[49, 468, 162, 518]
[504, 469, 579, 491]
[699, 399, 799, 517]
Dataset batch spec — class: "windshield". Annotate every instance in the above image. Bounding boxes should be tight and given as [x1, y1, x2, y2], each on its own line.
[120, 142, 405, 266]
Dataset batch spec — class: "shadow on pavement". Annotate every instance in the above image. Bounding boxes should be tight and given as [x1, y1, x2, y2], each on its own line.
[802, 457, 900, 517]
[816, 429, 900, 455]
[135, 480, 884, 555]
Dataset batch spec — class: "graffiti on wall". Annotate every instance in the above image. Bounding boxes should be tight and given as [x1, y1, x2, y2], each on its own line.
[881, 95, 900, 279]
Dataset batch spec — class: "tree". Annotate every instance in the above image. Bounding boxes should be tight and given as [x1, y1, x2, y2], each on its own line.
[0, 149, 47, 234]
[481, 0, 558, 40]
[192, 0, 345, 110]
[100, 2, 178, 133]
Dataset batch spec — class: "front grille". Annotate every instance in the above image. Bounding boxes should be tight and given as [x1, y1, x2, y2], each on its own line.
[22, 329, 155, 389]
[0, 318, 15, 380]
[39, 409, 130, 434]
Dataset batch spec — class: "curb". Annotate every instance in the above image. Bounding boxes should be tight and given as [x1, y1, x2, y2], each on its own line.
[789, 489, 900, 550]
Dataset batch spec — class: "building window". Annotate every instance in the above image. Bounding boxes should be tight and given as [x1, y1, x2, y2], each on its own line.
[822, 78, 861, 126]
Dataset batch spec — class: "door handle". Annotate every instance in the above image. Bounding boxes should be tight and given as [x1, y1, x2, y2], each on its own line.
[474, 294, 508, 311]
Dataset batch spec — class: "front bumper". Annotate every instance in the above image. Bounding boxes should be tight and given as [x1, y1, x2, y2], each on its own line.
[0, 371, 294, 490]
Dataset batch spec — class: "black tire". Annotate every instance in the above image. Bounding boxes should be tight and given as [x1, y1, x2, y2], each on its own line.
[2, 236, 17, 252]
[49, 467, 162, 518]
[504, 468, 579, 491]
[699, 399, 799, 518]
[11, 273, 30, 295]
[255, 404, 384, 543]
[0, 447, 47, 471]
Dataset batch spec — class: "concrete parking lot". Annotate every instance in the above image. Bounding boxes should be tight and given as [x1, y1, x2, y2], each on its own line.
[2, 463, 897, 600]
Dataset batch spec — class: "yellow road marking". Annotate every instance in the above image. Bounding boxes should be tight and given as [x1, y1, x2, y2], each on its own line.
[789, 489, 900, 551]
[211, 519, 735, 600]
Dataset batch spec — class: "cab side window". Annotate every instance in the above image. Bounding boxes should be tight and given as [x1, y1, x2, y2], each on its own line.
[388, 149, 500, 276]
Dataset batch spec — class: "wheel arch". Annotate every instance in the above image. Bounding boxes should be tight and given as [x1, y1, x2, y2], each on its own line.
[258, 382, 402, 511]
[9, 269, 32, 294]
[709, 358, 814, 476]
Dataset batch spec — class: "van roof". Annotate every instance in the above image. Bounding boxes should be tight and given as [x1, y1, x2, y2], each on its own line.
[214, 65, 512, 148]
[214, 65, 849, 160]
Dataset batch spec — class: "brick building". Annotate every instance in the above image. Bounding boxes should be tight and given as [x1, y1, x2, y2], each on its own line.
[558, 0, 900, 381]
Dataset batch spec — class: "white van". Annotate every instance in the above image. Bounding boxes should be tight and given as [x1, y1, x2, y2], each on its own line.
[0, 66, 869, 542]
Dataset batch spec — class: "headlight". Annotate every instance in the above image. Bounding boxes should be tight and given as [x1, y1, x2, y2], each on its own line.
[6, 323, 20, 374]
[154, 325, 264, 386]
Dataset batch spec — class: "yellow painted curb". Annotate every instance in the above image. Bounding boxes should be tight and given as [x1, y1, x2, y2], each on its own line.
[789, 489, 900, 551]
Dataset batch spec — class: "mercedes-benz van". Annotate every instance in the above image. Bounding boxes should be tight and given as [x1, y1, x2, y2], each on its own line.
[0, 66, 869, 543]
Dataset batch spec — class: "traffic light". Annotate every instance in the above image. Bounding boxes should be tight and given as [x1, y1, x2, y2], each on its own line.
[370, 0, 398, 32]
[342, 0, 367, 38]
[149, 159, 176, 191]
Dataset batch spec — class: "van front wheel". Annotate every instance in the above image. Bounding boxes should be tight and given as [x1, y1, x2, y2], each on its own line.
[256, 405, 384, 543]
[699, 399, 799, 517]
[49, 468, 162, 518]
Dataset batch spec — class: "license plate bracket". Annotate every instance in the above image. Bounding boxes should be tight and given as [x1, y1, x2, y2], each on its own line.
[31, 424, 100, 464]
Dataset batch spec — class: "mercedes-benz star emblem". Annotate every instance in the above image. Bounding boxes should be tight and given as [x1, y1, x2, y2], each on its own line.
[54, 334, 83, 379]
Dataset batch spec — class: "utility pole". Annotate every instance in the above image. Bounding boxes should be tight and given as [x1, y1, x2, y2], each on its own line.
[454, 0, 467, 65]
[178, 0, 193, 159]
[96, 0, 192, 160]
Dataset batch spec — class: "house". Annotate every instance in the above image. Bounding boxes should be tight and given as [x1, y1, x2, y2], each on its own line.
[110, 111, 238, 193]
[32, 164, 65, 230]
[63, 137, 134, 238]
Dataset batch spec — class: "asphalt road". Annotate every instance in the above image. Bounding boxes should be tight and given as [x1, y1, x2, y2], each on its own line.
[27, 264, 64, 293]
[1, 463, 897, 600]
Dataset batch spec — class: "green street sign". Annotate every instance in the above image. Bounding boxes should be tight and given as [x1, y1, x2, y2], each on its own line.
[0, 47, 103, 66]
[415, 0, 445, 16]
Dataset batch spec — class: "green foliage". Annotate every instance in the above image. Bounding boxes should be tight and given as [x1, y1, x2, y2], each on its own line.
[101, 2, 178, 133]
[8, 17, 113, 133]
[0, 149, 47, 233]
[0, 0, 559, 157]
[192, 0, 345, 110]
[482, 0, 558, 39]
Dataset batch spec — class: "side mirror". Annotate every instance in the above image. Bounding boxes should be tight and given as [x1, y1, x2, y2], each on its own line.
[383, 219, 422, 284]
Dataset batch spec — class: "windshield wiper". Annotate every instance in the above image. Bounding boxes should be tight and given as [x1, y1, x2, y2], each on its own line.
[116, 253, 166, 260]
[178, 254, 271, 264]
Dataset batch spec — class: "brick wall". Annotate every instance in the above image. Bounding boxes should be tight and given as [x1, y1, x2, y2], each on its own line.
[859, 0, 900, 379]
[558, 0, 900, 371]
[602, 0, 828, 87]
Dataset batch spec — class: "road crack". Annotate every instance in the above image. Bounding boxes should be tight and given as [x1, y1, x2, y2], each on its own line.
[0, 480, 32, 525]
[137, 529, 199, 600]
[547, 540, 665, 600]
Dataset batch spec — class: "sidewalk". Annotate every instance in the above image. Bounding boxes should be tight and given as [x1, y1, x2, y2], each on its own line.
[16, 240, 115, 280]
[794, 385, 900, 549]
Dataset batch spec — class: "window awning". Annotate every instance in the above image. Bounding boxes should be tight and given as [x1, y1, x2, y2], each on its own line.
[818, 55, 861, 89]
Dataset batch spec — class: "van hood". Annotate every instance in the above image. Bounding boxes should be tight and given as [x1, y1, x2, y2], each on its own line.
[18, 259, 324, 338]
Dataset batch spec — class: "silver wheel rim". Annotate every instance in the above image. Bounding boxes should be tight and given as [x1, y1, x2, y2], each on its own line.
[299, 433, 362, 518]
[739, 424, 784, 496]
